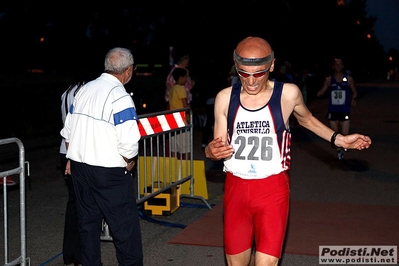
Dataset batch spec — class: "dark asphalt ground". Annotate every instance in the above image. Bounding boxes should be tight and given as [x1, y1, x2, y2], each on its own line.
[1, 82, 398, 266]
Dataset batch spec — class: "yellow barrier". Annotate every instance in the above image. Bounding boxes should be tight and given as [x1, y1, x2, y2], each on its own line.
[143, 183, 181, 216]
[138, 156, 208, 200]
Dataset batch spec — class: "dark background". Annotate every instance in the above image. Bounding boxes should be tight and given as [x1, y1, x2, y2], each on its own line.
[1, 0, 397, 76]
[0, 0, 398, 141]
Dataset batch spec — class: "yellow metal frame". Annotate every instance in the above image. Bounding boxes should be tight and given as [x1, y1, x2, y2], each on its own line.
[138, 156, 208, 200]
[143, 183, 181, 216]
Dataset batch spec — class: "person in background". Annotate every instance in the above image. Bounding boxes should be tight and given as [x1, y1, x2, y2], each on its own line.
[273, 61, 301, 126]
[60, 47, 143, 266]
[273, 62, 294, 83]
[169, 67, 191, 159]
[169, 67, 189, 110]
[201, 91, 216, 149]
[317, 57, 358, 160]
[59, 72, 86, 266]
[227, 64, 240, 87]
[204, 36, 371, 266]
[201, 73, 226, 149]
[165, 51, 195, 109]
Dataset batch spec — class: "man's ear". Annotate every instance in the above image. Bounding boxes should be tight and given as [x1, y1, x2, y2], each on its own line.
[269, 59, 276, 73]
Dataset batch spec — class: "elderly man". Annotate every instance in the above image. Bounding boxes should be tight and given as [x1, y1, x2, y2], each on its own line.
[204, 36, 372, 266]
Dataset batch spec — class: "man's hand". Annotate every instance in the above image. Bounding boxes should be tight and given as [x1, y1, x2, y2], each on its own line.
[204, 137, 235, 161]
[123, 156, 136, 171]
[126, 160, 136, 171]
[337, 133, 372, 150]
[65, 160, 71, 176]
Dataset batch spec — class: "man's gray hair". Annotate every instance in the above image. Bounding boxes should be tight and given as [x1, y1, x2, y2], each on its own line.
[104, 47, 134, 74]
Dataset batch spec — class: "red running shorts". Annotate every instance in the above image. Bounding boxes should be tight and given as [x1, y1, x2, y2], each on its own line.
[223, 171, 290, 258]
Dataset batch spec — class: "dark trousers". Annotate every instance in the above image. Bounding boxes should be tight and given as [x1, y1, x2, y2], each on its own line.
[71, 161, 143, 266]
[60, 154, 81, 264]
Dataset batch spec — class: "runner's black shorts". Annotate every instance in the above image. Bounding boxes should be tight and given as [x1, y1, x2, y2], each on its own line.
[327, 112, 351, 121]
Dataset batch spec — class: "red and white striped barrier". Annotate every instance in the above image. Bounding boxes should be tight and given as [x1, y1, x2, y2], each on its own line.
[138, 111, 186, 137]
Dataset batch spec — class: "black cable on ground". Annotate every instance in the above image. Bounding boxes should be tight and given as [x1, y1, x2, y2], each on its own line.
[138, 202, 216, 228]
[180, 202, 216, 208]
[138, 207, 187, 229]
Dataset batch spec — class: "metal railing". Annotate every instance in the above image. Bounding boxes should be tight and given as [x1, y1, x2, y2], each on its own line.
[0, 138, 30, 266]
[101, 108, 211, 241]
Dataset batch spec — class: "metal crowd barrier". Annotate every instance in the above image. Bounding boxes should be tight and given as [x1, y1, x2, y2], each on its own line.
[101, 108, 211, 241]
[0, 138, 30, 266]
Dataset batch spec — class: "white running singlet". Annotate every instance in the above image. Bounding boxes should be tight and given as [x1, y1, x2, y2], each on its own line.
[224, 82, 291, 179]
